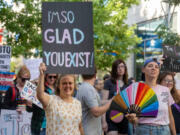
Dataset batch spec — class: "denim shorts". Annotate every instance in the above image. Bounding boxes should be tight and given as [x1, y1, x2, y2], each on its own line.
[135, 124, 170, 135]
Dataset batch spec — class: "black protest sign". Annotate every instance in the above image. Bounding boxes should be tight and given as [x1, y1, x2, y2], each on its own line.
[161, 45, 180, 72]
[42, 2, 94, 74]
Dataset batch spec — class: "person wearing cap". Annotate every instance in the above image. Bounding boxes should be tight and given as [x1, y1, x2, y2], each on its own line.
[126, 58, 176, 135]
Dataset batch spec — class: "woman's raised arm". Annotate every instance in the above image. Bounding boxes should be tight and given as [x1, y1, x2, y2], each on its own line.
[37, 63, 50, 108]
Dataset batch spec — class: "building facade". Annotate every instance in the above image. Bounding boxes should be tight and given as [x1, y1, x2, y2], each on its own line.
[125, 0, 180, 80]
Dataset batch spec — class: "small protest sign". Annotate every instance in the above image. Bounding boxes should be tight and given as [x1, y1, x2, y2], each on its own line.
[0, 109, 32, 135]
[161, 45, 180, 72]
[21, 81, 42, 108]
[0, 45, 11, 72]
[42, 2, 94, 74]
[23, 58, 42, 80]
[0, 71, 15, 91]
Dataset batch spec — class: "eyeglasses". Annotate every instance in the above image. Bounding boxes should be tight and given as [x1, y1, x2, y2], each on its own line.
[21, 77, 30, 82]
[118, 65, 125, 69]
[163, 79, 174, 84]
[48, 76, 57, 79]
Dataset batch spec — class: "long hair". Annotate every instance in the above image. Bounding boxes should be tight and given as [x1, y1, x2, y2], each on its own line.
[158, 72, 180, 103]
[110, 59, 128, 84]
[55, 74, 76, 96]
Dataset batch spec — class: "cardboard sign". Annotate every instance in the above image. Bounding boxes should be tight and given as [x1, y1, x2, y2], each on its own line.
[23, 58, 42, 80]
[42, 2, 94, 74]
[161, 45, 180, 72]
[21, 81, 42, 108]
[0, 109, 32, 135]
[0, 71, 15, 91]
[0, 45, 11, 72]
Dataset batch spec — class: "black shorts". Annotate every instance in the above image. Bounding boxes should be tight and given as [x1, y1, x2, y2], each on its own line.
[106, 111, 128, 134]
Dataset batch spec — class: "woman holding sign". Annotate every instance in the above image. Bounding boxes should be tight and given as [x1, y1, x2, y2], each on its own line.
[158, 72, 180, 135]
[126, 58, 176, 135]
[4, 65, 30, 111]
[37, 63, 84, 135]
[26, 73, 58, 135]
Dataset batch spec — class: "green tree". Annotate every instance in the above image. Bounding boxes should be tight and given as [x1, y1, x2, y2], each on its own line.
[155, 0, 180, 46]
[0, 0, 141, 71]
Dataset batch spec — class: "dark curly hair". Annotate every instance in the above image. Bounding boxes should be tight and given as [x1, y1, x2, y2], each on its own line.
[110, 59, 128, 84]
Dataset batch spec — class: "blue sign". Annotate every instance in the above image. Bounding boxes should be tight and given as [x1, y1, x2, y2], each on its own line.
[137, 34, 163, 58]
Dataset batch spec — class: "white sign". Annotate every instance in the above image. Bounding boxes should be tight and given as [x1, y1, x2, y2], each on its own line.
[23, 58, 42, 80]
[175, 73, 180, 90]
[0, 109, 32, 135]
[21, 81, 42, 108]
[0, 46, 11, 72]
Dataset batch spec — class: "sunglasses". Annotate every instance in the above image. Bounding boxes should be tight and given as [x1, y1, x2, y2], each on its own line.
[21, 77, 30, 82]
[48, 76, 57, 79]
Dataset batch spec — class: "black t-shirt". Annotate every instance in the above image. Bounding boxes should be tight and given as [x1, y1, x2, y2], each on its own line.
[104, 78, 132, 133]
[104, 78, 131, 99]
[171, 104, 180, 134]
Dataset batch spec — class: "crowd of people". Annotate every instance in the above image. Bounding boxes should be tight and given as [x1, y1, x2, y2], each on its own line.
[0, 58, 180, 135]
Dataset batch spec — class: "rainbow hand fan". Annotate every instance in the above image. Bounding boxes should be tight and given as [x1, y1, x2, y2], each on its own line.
[110, 82, 159, 118]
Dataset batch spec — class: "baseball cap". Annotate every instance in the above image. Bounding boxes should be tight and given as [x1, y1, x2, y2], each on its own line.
[144, 58, 160, 67]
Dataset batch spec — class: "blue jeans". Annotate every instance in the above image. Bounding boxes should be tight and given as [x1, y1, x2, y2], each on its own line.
[40, 128, 46, 135]
[135, 124, 170, 135]
[128, 122, 133, 135]
[32, 128, 46, 135]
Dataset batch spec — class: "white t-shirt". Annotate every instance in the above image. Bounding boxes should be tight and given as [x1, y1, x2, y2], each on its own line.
[45, 95, 82, 135]
[139, 85, 174, 125]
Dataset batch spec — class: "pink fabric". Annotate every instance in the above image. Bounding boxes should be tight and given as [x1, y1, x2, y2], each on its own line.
[126, 85, 133, 105]
[139, 85, 174, 125]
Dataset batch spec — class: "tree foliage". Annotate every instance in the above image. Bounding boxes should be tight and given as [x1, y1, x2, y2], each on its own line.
[156, 24, 180, 46]
[0, 0, 141, 71]
[155, 0, 180, 46]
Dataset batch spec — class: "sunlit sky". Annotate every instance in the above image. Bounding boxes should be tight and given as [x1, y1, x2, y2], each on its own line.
[3, 0, 24, 12]
[4, 0, 12, 5]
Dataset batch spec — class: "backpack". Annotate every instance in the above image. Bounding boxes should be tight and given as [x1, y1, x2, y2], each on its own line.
[11, 87, 17, 102]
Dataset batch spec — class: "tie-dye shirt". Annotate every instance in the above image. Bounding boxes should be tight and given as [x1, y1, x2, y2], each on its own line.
[45, 95, 82, 135]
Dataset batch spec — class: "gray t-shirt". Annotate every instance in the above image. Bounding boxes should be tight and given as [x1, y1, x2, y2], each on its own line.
[76, 82, 102, 135]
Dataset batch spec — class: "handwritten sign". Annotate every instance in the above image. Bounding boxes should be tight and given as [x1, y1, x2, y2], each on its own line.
[0, 71, 15, 91]
[21, 81, 42, 108]
[161, 45, 180, 72]
[0, 109, 32, 135]
[0, 46, 11, 72]
[23, 58, 42, 80]
[42, 2, 94, 74]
